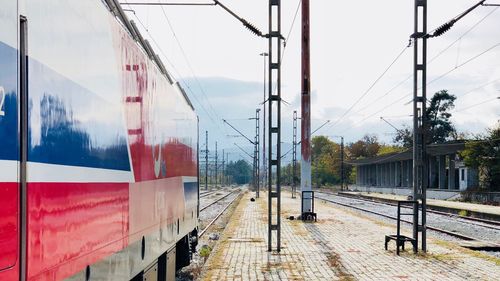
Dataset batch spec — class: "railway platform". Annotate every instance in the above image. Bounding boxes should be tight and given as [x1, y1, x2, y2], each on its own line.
[201, 191, 499, 281]
[340, 191, 500, 221]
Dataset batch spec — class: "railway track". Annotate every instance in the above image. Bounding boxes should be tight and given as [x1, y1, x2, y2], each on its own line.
[199, 191, 242, 237]
[335, 192, 500, 229]
[200, 191, 217, 198]
[315, 191, 500, 249]
[200, 190, 238, 211]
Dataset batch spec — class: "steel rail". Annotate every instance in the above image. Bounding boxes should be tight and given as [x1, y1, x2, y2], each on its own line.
[200, 190, 237, 212]
[333, 192, 500, 230]
[322, 191, 500, 230]
[200, 191, 217, 198]
[316, 194, 500, 245]
[199, 191, 242, 237]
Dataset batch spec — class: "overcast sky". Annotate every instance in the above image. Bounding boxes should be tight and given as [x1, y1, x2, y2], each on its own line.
[121, 0, 500, 159]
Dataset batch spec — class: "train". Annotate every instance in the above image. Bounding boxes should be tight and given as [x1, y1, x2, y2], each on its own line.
[0, 0, 199, 280]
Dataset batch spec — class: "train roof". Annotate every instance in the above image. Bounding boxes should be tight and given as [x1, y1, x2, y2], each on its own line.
[102, 0, 195, 111]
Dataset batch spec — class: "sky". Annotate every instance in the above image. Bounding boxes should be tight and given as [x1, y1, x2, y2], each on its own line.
[120, 0, 500, 162]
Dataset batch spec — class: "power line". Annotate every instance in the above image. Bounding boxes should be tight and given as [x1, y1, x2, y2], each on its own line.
[157, 4, 228, 134]
[281, 0, 301, 62]
[352, 7, 498, 117]
[340, 40, 500, 133]
[327, 44, 411, 129]
[453, 96, 499, 113]
[429, 6, 499, 64]
[428, 41, 500, 87]
[456, 77, 500, 98]
[267, 0, 301, 108]
[122, 1, 222, 129]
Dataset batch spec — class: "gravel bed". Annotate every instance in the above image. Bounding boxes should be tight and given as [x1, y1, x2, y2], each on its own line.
[316, 192, 500, 258]
[177, 190, 242, 281]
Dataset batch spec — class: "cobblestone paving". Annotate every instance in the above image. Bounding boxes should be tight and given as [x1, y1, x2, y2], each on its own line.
[202, 192, 500, 281]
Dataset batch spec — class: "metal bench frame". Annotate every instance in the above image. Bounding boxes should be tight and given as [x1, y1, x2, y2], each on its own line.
[385, 200, 419, 255]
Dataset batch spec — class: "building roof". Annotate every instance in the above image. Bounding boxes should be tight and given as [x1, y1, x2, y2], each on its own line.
[348, 141, 466, 166]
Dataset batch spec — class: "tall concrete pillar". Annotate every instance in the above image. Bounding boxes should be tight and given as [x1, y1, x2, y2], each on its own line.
[382, 164, 386, 186]
[396, 162, 401, 187]
[438, 155, 446, 189]
[384, 163, 389, 187]
[401, 161, 406, 187]
[448, 154, 456, 190]
[408, 160, 413, 187]
[393, 162, 396, 187]
[363, 166, 367, 186]
[400, 161, 404, 187]
[429, 156, 437, 189]
[359, 166, 363, 185]
[363, 166, 366, 186]
[388, 163, 392, 187]
[356, 166, 360, 185]
[369, 165, 372, 186]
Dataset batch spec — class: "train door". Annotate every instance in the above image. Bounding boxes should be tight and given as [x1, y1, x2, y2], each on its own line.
[0, 1, 21, 280]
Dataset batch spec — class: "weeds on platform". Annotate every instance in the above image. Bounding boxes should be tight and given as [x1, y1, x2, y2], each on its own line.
[434, 240, 500, 266]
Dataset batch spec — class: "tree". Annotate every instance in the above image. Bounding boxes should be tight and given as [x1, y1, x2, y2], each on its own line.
[226, 160, 252, 185]
[427, 90, 457, 143]
[377, 145, 405, 156]
[348, 134, 381, 159]
[393, 125, 413, 148]
[394, 90, 456, 147]
[460, 124, 500, 191]
[310, 136, 352, 187]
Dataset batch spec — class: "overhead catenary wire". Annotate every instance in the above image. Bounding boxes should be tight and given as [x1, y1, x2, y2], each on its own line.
[452, 96, 499, 113]
[339, 40, 500, 134]
[266, 0, 301, 109]
[123, 4, 221, 126]
[326, 44, 411, 130]
[122, 1, 226, 134]
[157, 3, 229, 134]
[281, 0, 301, 62]
[427, 41, 500, 87]
[353, 6, 498, 117]
[424, 0, 487, 38]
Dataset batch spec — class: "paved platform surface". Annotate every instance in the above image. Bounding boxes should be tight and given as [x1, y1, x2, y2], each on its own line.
[202, 191, 500, 281]
[342, 191, 500, 217]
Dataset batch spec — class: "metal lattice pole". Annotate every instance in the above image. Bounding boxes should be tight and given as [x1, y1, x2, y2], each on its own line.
[215, 141, 218, 189]
[292, 110, 298, 199]
[261, 52, 268, 192]
[268, 0, 282, 252]
[256, 109, 261, 198]
[222, 149, 225, 186]
[412, 0, 428, 252]
[205, 131, 209, 190]
[340, 136, 344, 191]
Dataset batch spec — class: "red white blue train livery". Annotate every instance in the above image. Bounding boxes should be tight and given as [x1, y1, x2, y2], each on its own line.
[0, 0, 199, 280]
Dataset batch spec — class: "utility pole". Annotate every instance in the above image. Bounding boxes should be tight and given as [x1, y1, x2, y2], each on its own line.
[292, 111, 298, 199]
[340, 136, 344, 191]
[301, 0, 312, 215]
[413, 0, 428, 252]
[222, 149, 225, 187]
[267, 0, 283, 252]
[215, 141, 218, 189]
[260, 52, 268, 194]
[255, 109, 261, 198]
[205, 131, 209, 190]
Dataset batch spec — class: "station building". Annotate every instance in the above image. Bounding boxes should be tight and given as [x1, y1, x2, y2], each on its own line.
[350, 142, 479, 198]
